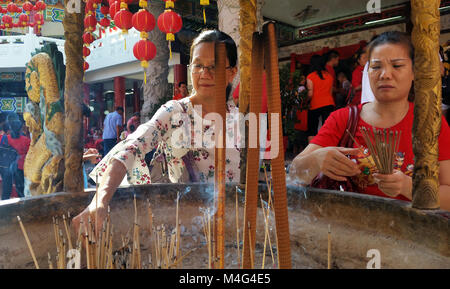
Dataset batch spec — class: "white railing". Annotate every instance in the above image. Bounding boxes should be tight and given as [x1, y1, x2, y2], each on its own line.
[0, 29, 65, 69]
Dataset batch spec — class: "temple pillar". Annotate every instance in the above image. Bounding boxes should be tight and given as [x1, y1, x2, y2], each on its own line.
[114, 76, 125, 121]
[411, 0, 441, 209]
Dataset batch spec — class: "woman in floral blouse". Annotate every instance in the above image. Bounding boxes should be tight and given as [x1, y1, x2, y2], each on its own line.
[74, 30, 240, 232]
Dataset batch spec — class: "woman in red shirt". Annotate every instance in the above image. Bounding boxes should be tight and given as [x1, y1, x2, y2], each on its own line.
[306, 55, 335, 142]
[4, 120, 30, 199]
[289, 31, 450, 211]
[350, 48, 368, 105]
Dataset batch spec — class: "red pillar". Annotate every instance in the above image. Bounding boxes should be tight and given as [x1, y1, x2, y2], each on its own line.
[114, 76, 125, 121]
[173, 64, 187, 96]
[133, 81, 140, 113]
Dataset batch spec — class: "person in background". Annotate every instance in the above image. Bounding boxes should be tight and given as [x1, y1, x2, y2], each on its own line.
[127, 112, 140, 134]
[102, 106, 124, 156]
[336, 71, 351, 109]
[324, 50, 340, 90]
[290, 31, 450, 210]
[173, 81, 189, 100]
[350, 47, 368, 105]
[306, 55, 335, 142]
[2, 120, 30, 199]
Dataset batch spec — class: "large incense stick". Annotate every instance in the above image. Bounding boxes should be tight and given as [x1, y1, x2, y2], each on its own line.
[17, 216, 39, 269]
[327, 224, 331, 269]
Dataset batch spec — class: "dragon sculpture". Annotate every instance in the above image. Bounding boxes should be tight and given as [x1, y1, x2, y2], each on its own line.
[23, 42, 65, 196]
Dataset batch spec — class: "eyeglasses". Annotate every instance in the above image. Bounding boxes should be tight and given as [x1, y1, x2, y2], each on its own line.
[189, 64, 233, 75]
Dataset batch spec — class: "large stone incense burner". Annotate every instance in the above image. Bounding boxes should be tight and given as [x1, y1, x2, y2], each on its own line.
[0, 183, 448, 269]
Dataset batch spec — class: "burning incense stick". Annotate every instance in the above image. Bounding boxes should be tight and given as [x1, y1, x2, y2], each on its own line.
[17, 216, 39, 269]
[327, 224, 331, 269]
[62, 214, 73, 250]
[235, 187, 240, 268]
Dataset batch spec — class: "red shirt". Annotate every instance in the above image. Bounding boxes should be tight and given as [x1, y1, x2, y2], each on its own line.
[351, 65, 364, 105]
[173, 94, 185, 101]
[311, 102, 450, 201]
[307, 71, 335, 110]
[7, 135, 31, 170]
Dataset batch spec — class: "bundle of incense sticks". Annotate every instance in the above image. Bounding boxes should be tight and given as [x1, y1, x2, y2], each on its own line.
[201, 207, 213, 269]
[360, 127, 401, 174]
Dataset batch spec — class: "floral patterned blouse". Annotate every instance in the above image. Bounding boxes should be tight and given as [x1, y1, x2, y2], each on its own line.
[90, 97, 242, 185]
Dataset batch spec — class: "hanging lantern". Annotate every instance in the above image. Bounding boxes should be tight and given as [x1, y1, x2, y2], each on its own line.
[99, 17, 110, 28]
[83, 61, 89, 71]
[100, 5, 109, 16]
[83, 46, 91, 58]
[34, 13, 44, 28]
[200, 0, 209, 24]
[132, 9, 155, 38]
[15, 6, 22, 13]
[114, 9, 133, 33]
[18, 13, 29, 27]
[85, 0, 97, 14]
[133, 39, 156, 84]
[7, 2, 18, 14]
[28, 22, 34, 28]
[22, 1, 33, 14]
[2, 15, 12, 29]
[109, 1, 119, 19]
[83, 32, 95, 45]
[35, 1, 46, 11]
[157, 9, 182, 59]
[84, 15, 97, 32]
[163, 0, 175, 9]
[0, 25, 4, 30]
[13, 22, 20, 28]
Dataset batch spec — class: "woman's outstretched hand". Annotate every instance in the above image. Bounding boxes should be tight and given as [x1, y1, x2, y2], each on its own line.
[314, 147, 361, 181]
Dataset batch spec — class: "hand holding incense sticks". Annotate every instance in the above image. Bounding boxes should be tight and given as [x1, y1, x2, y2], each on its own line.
[360, 127, 401, 174]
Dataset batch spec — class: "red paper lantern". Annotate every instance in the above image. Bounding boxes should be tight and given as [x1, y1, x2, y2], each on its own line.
[132, 9, 155, 34]
[99, 17, 110, 28]
[84, 15, 97, 32]
[83, 32, 95, 45]
[2, 15, 12, 24]
[34, 13, 44, 27]
[100, 5, 109, 16]
[85, 0, 97, 13]
[83, 62, 90, 71]
[157, 10, 182, 41]
[0, 25, 4, 30]
[114, 9, 133, 33]
[13, 22, 20, 28]
[109, 2, 119, 19]
[19, 14, 29, 27]
[133, 39, 156, 67]
[7, 2, 18, 13]
[28, 22, 34, 27]
[83, 47, 91, 58]
[92, 0, 102, 4]
[22, 1, 33, 13]
[163, 0, 175, 9]
[35, 1, 46, 11]
[15, 6, 22, 13]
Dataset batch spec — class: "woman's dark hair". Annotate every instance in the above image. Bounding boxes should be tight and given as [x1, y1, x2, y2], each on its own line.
[367, 31, 414, 64]
[190, 30, 238, 101]
[355, 47, 367, 63]
[9, 120, 23, 139]
[310, 54, 326, 80]
[190, 29, 238, 68]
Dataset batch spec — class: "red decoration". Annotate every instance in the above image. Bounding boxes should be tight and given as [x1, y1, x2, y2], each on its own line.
[34, 13, 44, 27]
[83, 32, 95, 45]
[157, 10, 182, 42]
[92, 0, 102, 4]
[22, 1, 33, 14]
[0, 25, 4, 30]
[84, 15, 97, 32]
[2, 15, 12, 28]
[7, 2, 18, 14]
[28, 22, 34, 27]
[99, 17, 110, 28]
[114, 9, 133, 33]
[133, 39, 156, 67]
[35, 1, 46, 11]
[132, 9, 155, 33]
[13, 22, 20, 28]
[109, 2, 119, 19]
[83, 62, 90, 71]
[85, 0, 97, 13]
[100, 5, 109, 16]
[163, 0, 175, 9]
[18, 14, 29, 27]
[83, 47, 91, 58]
